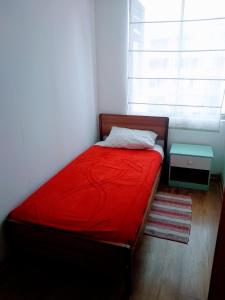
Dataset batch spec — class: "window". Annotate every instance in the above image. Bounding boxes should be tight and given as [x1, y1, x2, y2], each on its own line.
[128, 0, 225, 130]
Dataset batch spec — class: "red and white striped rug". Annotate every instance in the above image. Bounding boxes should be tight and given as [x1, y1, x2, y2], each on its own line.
[145, 192, 192, 244]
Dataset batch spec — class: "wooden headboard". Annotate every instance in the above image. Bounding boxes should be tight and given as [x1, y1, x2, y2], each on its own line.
[99, 113, 169, 155]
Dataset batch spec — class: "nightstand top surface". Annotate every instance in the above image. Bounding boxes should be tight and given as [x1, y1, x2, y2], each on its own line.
[170, 143, 214, 158]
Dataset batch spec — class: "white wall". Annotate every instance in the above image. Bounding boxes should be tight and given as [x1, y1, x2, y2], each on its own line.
[95, 0, 225, 174]
[222, 146, 225, 187]
[0, 0, 97, 261]
[95, 0, 128, 114]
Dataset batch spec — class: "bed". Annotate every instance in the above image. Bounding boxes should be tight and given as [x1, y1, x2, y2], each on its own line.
[4, 113, 169, 294]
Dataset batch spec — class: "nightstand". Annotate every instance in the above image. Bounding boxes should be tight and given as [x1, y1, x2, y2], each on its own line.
[169, 143, 214, 191]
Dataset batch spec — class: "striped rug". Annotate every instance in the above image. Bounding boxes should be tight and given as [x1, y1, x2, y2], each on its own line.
[145, 192, 192, 244]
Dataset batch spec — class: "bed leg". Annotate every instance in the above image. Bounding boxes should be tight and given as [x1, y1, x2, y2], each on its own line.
[125, 250, 132, 297]
[125, 265, 132, 297]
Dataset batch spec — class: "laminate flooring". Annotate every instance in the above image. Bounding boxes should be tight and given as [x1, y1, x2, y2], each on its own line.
[131, 180, 222, 300]
[0, 181, 222, 300]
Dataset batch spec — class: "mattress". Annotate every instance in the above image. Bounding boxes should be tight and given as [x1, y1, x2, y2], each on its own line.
[9, 145, 162, 245]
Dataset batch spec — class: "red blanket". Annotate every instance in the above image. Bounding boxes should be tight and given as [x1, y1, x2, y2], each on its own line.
[9, 146, 162, 245]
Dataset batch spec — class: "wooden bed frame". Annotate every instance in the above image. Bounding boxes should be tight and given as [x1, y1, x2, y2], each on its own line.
[4, 114, 169, 295]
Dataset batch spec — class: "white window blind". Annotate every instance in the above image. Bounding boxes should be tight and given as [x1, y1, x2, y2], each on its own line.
[128, 0, 225, 130]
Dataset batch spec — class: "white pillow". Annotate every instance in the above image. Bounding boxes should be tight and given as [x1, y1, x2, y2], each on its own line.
[101, 126, 157, 149]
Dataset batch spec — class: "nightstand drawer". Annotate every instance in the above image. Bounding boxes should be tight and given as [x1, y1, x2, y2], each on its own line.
[170, 154, 211, 170]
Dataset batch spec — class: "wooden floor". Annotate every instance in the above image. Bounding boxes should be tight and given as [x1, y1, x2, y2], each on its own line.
[131, 180, 222, 300]
[0, 180, 222, 300]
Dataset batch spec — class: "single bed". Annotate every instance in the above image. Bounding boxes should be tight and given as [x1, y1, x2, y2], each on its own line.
[4, 113, 169, 293]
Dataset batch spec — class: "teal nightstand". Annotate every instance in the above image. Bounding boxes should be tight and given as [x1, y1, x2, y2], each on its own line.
[169, 143, 214, 191]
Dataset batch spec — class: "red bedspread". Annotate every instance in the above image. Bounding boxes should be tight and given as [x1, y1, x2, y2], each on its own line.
[9, 146, 162, 245]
